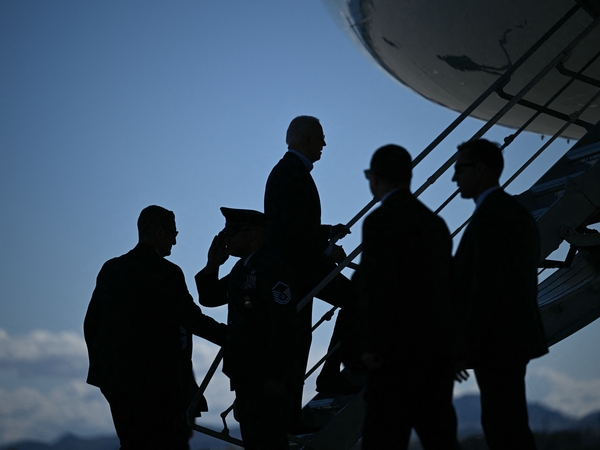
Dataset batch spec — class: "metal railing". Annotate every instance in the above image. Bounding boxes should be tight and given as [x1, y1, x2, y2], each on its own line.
[188, 1, 600, 445]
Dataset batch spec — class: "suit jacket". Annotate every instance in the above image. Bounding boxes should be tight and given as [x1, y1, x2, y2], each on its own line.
[360, 190, 456, 368]
[264, 151, 333, 279]
[453, 189, 548, 365]
[195, 246, 301, 385]
[84, 243, 226, 409]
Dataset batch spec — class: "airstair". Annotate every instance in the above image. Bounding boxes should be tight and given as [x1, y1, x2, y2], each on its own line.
[188, 1, 600, 447]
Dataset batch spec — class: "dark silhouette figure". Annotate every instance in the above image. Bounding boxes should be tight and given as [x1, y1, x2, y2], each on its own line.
[84, 205, 226, 450]
[195, 208, 301, 450]
[360, 145, 460, 450]
[264, 116, 360, 409]
[452, 139, 548, 450]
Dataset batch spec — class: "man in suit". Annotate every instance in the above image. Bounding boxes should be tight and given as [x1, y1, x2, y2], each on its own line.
[360, 144, 459, 450]
[264, 115, 360, 401]
[84, 205, 226, 450]
[195, 207, 301, 449]
[452, 139, 548, 449]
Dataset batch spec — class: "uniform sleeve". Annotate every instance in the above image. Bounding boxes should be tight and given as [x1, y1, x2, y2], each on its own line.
[195, 268, 229, 307]
[261, 263, 300, 381]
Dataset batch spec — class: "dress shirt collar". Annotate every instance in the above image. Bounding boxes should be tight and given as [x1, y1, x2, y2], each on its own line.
[475, 186, 501, 210]
[288, 149, 314, 172]
[380, 188, 400, 204]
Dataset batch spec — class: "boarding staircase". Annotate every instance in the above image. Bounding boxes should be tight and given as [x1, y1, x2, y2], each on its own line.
[188, 1, 600, 447]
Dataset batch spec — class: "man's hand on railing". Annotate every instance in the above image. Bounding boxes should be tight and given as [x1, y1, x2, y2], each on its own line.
[329, 244, 347, 264]
[332, 223, 351, 239]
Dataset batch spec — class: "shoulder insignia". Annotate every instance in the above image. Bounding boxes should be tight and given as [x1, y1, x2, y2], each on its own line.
[272, 281, 292, 305]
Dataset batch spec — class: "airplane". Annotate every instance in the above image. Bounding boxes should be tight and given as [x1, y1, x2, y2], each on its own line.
[322, 0, 600, 140]
[188, 1, 600, 448]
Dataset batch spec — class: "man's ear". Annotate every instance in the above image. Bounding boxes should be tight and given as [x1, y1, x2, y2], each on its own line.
[155, 226, 167, 240]
[370, 172, 382, 187]
[474, 162, 487, 177]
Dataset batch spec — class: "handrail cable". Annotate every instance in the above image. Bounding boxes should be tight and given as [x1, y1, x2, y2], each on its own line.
[296, 9, 600, 314]
[434, 48, 600, 217]
[189, 2, 600, 442]
[410, 0, 586, 168]
[450, 88, 600, 239]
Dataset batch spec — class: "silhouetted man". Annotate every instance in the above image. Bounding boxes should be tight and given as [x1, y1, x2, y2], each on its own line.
[195, 208, 301, 449]
[84, 205, 226, 450]
[452, 139, 548, 450]
[360, 145, 459, 450]
[264, 115, 359, 402]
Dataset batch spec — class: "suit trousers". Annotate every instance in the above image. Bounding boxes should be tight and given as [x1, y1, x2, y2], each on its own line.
[102, 386, 189, 450]
[234, 380, 293, 450]
[474, 360, 537, 450]
[292, 270, 355, 416]
[362, 364, 459, 450]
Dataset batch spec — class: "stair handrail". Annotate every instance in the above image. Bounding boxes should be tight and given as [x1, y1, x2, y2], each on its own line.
[188, 2, 600, 445]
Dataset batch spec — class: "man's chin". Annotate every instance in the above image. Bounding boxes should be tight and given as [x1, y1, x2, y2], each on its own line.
[458, 189, 470, 199]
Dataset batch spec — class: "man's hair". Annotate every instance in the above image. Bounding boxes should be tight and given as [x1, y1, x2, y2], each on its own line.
[137, 205, 175, 239]
[457, 139, 504, 180]
[286, 115, 320, 147]
[370, 144, 412, 184]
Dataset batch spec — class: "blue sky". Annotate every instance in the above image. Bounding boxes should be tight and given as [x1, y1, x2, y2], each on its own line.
[1, 0, 600, 445]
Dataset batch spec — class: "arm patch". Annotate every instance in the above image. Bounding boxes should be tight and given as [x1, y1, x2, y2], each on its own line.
[272, 281, 292, 305]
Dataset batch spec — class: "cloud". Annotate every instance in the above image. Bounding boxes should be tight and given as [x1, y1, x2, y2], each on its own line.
[6, 327, 599, 446]
[0, 328, 88, 378]
[0, 381, 112, 444]
[452, 366, 600, 419]
[528, 366, 600, 417]
[0, 328, 231, 445]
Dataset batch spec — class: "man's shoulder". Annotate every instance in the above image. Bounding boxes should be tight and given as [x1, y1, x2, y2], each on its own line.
[479, 189, 535, 223]
[98, 247, 136, 272]
[249, 247, 290, 274]
[268, 152, 304, 177]
[101, 245, 183, 277]
[380, 190, 437, 221]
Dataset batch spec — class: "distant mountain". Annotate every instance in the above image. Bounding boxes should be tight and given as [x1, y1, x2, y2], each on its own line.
[0, 434, 119, 450]
[454, 394, 600, 437]
[0, 430, 236, 450]
[2, 397, 599, 450]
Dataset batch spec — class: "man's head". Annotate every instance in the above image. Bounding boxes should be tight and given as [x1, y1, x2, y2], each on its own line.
[220, 207, 267, 258]
[137, 205, 178, 257]
[286, 115, 326, 163]
[366, 144, 412, 200]
[452, 139, 503, 200]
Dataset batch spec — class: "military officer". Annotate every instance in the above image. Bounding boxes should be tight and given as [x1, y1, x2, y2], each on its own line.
[195, 207, 301, 450]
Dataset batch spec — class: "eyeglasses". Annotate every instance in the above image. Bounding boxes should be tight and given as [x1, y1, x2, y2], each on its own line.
[364, 169, 372, 180]
[168, 229, 179, 237]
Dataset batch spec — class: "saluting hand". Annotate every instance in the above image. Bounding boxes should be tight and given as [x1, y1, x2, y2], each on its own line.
[206, 232, 229, 270]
